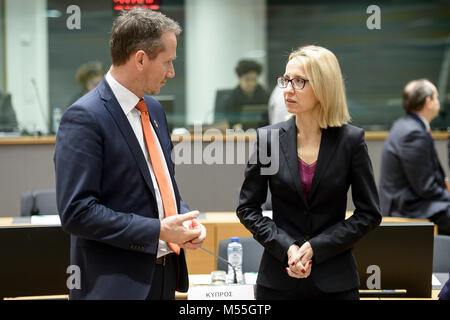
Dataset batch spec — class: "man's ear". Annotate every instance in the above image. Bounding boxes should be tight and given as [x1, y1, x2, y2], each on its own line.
[134, 50, 147, 70]
[423, 95, 433, 110]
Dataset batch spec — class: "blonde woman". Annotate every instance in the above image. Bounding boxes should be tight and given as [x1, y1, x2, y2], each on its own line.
[237, 45, 381, 300]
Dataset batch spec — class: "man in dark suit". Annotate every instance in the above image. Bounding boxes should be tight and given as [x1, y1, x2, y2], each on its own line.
[54, 8, 206, 300]
[379, 79, 450, 235]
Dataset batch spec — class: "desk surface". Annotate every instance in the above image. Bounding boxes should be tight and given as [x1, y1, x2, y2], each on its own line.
[0, 213, 435, 225]
[0, 131, 448, 145]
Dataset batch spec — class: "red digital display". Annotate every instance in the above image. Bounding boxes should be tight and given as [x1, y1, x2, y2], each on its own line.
[113, 0, 160, 11]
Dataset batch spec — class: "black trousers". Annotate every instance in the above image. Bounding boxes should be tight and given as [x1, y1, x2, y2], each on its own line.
[146, 253, 178, 300]
[256, 277, 359, 300]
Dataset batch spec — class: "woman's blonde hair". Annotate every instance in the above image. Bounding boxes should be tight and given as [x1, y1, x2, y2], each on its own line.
[289, 45, 350, 128]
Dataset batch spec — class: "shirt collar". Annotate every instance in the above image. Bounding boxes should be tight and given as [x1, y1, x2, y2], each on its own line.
[105, 71, 140, 115]
[416, 114, 431, 132]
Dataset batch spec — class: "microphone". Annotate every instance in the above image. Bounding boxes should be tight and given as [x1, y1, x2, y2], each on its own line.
[30, 78, 50, 134]
[200, 246, 237, 284]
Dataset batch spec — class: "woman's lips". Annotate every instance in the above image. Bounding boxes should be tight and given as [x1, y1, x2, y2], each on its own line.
[285, 98, 296, 104]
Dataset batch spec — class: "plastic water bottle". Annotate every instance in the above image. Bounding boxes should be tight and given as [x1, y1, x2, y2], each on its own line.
[53, 106, 62, 133]
[227, 237, 244, 284]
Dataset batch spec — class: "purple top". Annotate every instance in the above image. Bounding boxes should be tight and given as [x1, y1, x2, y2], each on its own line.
[298, 157, 317, 200]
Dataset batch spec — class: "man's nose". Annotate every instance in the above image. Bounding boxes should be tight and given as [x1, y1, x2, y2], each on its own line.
[167, 62, 175, 78]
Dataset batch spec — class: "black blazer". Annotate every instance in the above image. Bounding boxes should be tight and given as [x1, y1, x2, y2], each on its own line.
[237, 117, 381, 293]
[379, 114, 449, 219]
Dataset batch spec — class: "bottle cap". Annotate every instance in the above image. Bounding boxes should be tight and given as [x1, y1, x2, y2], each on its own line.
[231, 237, 239, 242]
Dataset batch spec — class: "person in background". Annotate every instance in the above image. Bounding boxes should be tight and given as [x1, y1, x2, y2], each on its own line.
[379, 79, 450, 235]
[0, 89, 18, 132]
[237, 45, 381, 300]
[55, 8, 206, 300]
[222, 59, 269, 129]
[67, 61, 107, 109]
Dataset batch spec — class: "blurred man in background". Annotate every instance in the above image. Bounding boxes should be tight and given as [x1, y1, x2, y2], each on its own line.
[379, 79, 450, 235]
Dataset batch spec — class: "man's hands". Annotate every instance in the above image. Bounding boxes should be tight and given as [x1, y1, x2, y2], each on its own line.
[159, 210, 206, 250]
[286, 241, 314, 279]
[180, 217, 206, 250]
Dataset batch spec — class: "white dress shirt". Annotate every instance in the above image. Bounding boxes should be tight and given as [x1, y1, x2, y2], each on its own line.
[105, 71, 176, 258]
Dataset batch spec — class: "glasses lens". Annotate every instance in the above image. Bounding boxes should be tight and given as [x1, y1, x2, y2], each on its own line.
[277, 77, 283, 87]
[293, 78, 305, 90]
[277, 77, 287, 88]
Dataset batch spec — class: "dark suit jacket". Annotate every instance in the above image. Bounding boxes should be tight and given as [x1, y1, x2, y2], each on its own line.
[379, 114, 450, 219]
[439, 275, 450, 300]
[221, 85, 269, 128]
[237, 117, 381, 293]
[54, 78, 190, 299]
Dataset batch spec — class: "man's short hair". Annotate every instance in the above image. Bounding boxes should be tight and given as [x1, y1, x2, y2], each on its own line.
[109, 8, 181, 66]
[75, 61, 107, 89]
[402, 79, 435, 113]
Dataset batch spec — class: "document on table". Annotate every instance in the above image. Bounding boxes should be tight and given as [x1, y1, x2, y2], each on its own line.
[432, 274, 441, 286]
[30, 215, 61, 225]
[432, 273, 449, 290]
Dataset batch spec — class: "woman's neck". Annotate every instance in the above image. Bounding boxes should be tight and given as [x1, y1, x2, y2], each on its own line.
[295, 113, 321, 141]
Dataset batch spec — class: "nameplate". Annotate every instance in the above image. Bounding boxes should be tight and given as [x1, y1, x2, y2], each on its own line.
[188, 284, 255, 300]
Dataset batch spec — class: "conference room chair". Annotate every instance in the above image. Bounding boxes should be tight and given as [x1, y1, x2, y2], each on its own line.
[433, 234, 450, 273]
[217, 236, 264, 273]
[20, 189, 58, 216]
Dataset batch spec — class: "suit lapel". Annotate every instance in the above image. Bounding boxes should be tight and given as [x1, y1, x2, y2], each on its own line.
[98, 79, 157, 200]
[309, 127, 339, 200]
[279, 117, 308, 207]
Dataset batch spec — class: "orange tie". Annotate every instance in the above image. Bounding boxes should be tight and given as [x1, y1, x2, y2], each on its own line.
[136, 99, 180, 255]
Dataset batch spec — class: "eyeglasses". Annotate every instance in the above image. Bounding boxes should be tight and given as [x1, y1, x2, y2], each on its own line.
[276, 76, 309, 90]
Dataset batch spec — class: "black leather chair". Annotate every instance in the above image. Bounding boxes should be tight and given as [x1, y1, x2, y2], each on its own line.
[433, 234, 450, 273]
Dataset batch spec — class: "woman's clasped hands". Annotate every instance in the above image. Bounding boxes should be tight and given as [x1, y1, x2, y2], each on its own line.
[286, 241, 314, 279]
